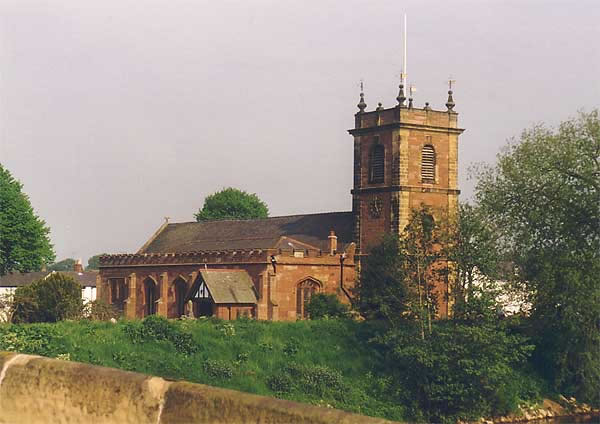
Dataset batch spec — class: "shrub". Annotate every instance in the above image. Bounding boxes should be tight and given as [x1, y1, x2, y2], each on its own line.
[203, 359, 234, 379]
[305, 293, 349, 319]
[122, 315, 198, 355]
[0, 324, 62, 356]
[12, 273, 82, 323]
[378, 321, 538, 423]
[266, 374, 293, 393]
[82, 300, 119, 321]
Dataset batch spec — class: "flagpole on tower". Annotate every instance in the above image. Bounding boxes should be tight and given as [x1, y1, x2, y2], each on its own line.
[403, 13, 407, 91]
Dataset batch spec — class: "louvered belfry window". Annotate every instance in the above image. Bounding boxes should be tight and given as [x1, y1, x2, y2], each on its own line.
[369, 144, 385, 184]
[421, 145, 436, 183]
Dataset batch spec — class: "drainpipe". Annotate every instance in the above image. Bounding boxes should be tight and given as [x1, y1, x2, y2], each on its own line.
[339, 253, 352, 302]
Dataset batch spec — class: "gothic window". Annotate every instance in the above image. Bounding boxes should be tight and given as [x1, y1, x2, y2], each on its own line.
[369, 143, 385, 184]
[421, 145, 436, 183]
[174, 278, 187, 318]
[296, 279, 320, 319]
[109, 278, 126, 313]
[143, 278, 158, 316]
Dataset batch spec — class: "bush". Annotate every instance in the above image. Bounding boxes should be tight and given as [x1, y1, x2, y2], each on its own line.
[82, 300, 119, 321]
[122, 315, 198, 355]
[377, 321, 538, 423]
[0, 324, 62, 356]
[12, 273, 82, 323]
[305, 293, 349, 319]
[203, 359, 234, 379]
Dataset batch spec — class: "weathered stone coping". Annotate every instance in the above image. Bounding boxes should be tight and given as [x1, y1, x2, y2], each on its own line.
[0, 351, 397, 424]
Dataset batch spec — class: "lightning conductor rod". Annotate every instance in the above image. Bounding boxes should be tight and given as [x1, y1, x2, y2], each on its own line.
[402, 13, 408, 93]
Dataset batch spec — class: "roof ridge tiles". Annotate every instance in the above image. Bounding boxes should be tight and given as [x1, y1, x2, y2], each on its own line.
[167, 210, 352, 225]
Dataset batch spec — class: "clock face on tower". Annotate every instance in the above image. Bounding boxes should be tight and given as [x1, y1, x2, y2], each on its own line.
[369, 196, 383, 219]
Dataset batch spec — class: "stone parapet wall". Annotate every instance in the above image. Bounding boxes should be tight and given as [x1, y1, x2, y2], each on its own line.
[0, 352, 396, 424]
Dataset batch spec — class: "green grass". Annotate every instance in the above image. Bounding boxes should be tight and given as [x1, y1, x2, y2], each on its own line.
[0, 317, 405, 421]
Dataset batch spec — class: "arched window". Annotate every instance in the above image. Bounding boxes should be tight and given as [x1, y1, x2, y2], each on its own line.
[173, 277, 188, 318]
[143, 278, 159, 316]
[296, 279, 320, 319]
[109, 278, 127, 313]
[421, 145, 436, 183]
[369, 144, 385, 184]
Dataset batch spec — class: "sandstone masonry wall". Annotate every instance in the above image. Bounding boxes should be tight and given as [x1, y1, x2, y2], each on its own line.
[0, 351, 396, 424]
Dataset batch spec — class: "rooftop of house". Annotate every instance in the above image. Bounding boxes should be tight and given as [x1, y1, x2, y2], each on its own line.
[0, 270, 98, 288]
[139, 211, 354, 254]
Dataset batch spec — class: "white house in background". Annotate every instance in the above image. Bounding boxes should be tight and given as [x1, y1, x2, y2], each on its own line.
[0, 261, 98, 321]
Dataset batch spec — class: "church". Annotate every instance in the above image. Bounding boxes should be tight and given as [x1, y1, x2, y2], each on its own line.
[98, 82, 463, 321]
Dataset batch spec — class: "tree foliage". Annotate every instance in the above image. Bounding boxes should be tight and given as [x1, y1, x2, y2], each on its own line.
[305, 293, 349, 319]
[355, 234, 411, 323]
[0, 164, 54, 275]
[445, 203, 504, 322]
[357, 208, 444, 336]
[475, 110, 600, 403]
[11, 272, 82, 323]
[48, 258, 76, 272]
[194, 187, 269, 222]
[378, 321, 536, 424]
[86, 254, 106, 270]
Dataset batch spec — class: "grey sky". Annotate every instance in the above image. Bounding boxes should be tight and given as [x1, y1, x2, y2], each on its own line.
[1, 0, 598, 264]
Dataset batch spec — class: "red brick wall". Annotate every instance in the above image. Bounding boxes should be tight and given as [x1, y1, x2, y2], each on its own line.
[99, 257, 355, 321]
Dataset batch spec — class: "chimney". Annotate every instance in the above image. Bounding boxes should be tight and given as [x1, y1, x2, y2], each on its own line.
[73, 259, 83, 274]
[328, 230, 338, 255]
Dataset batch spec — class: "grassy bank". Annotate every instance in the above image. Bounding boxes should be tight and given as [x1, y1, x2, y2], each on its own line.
[1, 316, 555, 422]
[0, 317, 405, 421]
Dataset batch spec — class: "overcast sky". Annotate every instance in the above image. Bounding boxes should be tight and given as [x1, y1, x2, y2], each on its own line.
[1, 0, 598, 264]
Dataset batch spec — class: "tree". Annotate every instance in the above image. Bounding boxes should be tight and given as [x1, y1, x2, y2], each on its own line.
[194, 187, 269, 222]
[86, 254, 106, 270]
[0, 164, 54, 275]
[48, 258, 76, 272]
[355, 234, 412, 324]
[305, 293, 349, 319]
[445, 203, 504, 322]
[356, 207, 444, 337]
[11, 272, 83, 323]
[475, 110, 600, 403]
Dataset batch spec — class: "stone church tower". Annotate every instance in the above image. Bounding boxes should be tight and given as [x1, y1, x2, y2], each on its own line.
[349, 84, 464, 253]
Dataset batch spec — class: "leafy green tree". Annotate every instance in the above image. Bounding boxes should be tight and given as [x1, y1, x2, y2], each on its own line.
[475, 110, 600, 403]
[48, 258, 76, 272]
[194, 187, 269, 222]
[445, 203, 504, 322]
[12, 272, 82, 323]
[402, 207, 445, 337]
[86, 254, 106, 270]
[378, 321, 536, 423]
[356, 207, 443, 337]
[305, 293, 349, 319]
[355, 234, 412, 324]
[0, 164, 54, 275]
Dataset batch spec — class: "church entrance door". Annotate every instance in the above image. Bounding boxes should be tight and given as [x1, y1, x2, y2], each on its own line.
[195, 299, 213, 317]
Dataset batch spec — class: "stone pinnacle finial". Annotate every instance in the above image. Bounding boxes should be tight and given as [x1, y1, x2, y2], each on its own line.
[357, 91, 367, 113]
[424, 102, 431, 111]
[446, 90, 455, 112]
[408, 98, 413, 109]
[376, 102, 384, 111]
[396, 84, 406, 107]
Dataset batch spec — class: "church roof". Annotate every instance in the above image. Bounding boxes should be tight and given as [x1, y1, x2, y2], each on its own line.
[0, 271, 98, 288]
[197, 270, 257, 304]
[139, 211, 354, 254]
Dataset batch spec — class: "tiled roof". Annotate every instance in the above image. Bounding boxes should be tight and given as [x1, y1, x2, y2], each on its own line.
[197, 270, 257, 304]
[140, 211, 354, 254]
[0, 271, 98, 288]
